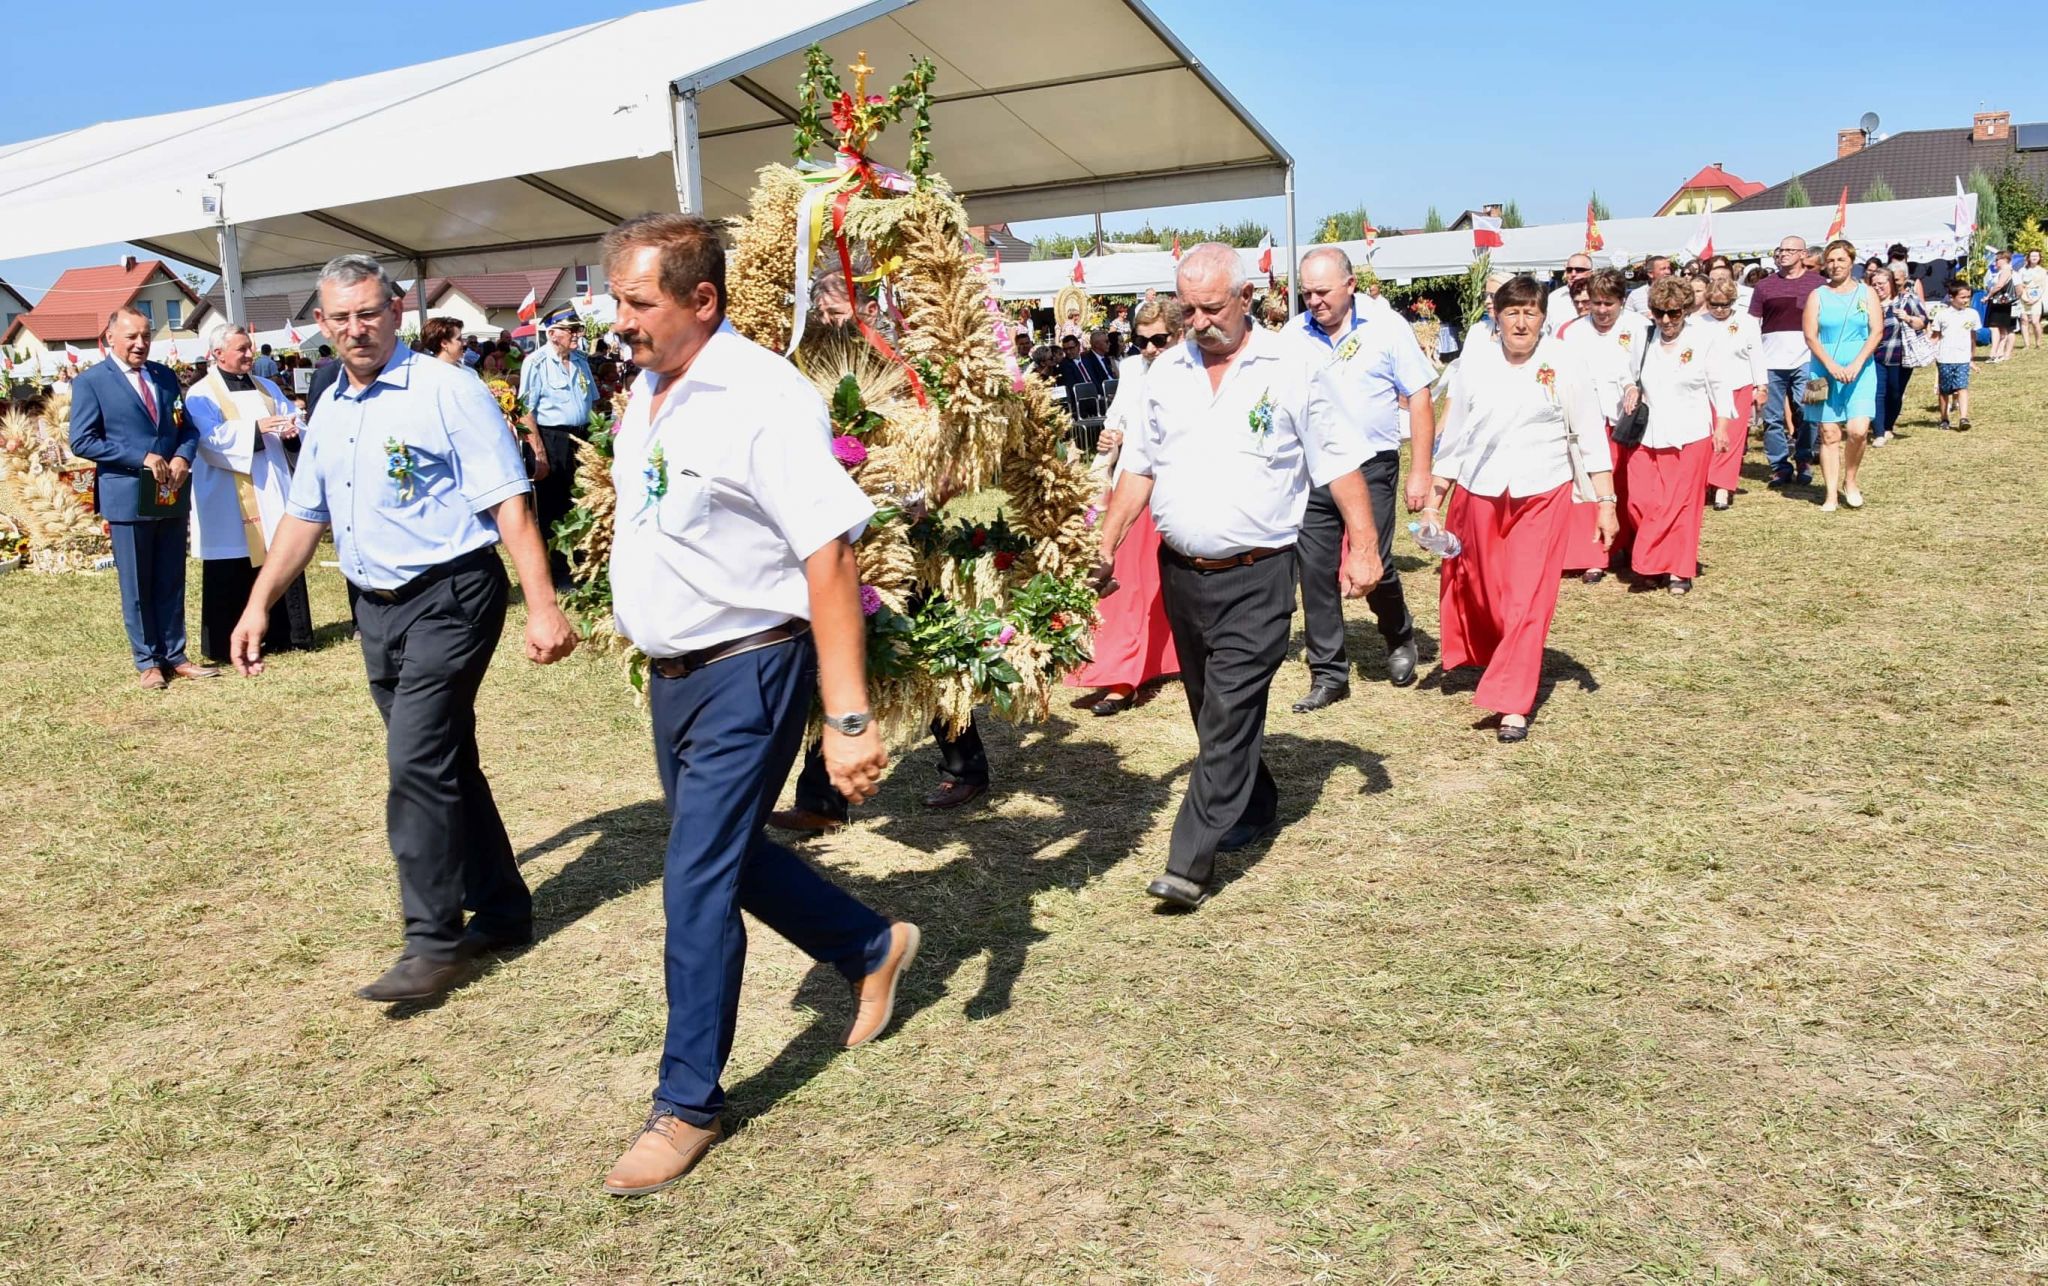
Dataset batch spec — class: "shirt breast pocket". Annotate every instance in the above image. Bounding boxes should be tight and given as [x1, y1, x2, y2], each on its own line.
[376, 433, 452, 513]
[654, 469, 712, 539]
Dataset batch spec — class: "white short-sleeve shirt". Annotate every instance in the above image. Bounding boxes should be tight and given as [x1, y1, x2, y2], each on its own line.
[608, 323, 873, 657]
[1556, 312, 1650, 423]
[1432, 336, 1610, 498]
[1289, 305, 1438, 454]
[1638, 326, 1735, 449]
[1122, 324, 1366, 559]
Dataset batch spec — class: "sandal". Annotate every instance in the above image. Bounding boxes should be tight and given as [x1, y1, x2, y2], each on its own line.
[1711, 489, 1731, 511]
[1668, 577, 1693, 596]
[1497, 717, 1530, 744]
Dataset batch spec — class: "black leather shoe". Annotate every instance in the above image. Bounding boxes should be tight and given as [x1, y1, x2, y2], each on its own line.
[1146, 874, 1208, 908]
[1496, 720, 1530, 744]
[1581, 569, 1606, 585]
[1290, 681, 1350, 713]
[356, 954, 469, 1002]
[1219, 814, 1277, 852]
[922, 777, 987, 810]
[1386, 641, 1418, 687]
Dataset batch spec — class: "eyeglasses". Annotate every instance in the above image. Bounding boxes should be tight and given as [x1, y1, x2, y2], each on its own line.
[1650, 307, 1688, 319]
[1132, 332, 1174, 349]
[1774, 247, 1801, 256]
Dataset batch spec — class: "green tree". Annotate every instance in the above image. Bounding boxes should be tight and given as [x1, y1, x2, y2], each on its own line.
[1422, 205, 1445, 233]
[2013, 216, 2047, 262]
[1859, 176, 1895, 203]
[1501, 200, 1525, 229]
[1588, 190, 1611, 220]
[1990, 160, 2047, 243]
[1315, 205, 1372, 244]
[1967, 168, 2004, 267]
[1782, 176, 1810, 208]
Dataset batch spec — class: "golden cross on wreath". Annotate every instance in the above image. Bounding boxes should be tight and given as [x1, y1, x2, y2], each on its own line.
[849, 52, 875, 100]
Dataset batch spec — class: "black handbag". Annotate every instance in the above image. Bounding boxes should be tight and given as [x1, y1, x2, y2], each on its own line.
[1611, 395, 1649, 447]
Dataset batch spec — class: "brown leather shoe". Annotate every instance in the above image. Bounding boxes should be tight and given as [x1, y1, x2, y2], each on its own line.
[921, 778, 986, 810]
[604, 1112, 721, 1196]
[766, 807, 845, 833]
[166, 662, 222, 680]
[355, 954, 469, 1002]
[138, 668, 168, 691]
[843, 921, 920, 1048]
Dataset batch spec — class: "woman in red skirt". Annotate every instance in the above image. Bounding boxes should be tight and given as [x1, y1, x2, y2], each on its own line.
[1700, 278, 1764, 510]
[1632, 277, 1736, 595]
[1428, 276, 1618, 742]
[1554, 267, 1647, 583]
[1067, 299, 1183, 714]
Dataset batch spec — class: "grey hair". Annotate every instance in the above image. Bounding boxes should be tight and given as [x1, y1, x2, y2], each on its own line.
[316, 253, 401, 307]
[210, 324, 251, 352]
[1177, 241, 1245, 291]
[1300, 245, 1353, 278]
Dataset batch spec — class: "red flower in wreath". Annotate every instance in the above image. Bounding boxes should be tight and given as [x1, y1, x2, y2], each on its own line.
[830, 92, 857, 135]
[1049, 612, 1069, 632]
[969, 527, 988, 549]
[993, 551, 1016, 571]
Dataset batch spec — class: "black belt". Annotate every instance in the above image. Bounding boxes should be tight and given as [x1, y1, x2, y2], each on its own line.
[536, 422, 590, 439]
[649, 621, 809, 679]
[357, 545, 499, 604]
[1160, 544, 1293, 573]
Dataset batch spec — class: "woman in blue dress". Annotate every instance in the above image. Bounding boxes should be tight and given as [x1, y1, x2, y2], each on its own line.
[1800, 239, 1885, 511]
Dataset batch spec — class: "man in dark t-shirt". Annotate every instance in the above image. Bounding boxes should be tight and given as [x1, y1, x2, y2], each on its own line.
[1749, 237, 1828, 485]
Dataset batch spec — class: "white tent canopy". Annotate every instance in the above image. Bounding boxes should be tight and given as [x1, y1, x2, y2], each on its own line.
[0, 0, 1292, 310]
[989, 195, 1978, 299]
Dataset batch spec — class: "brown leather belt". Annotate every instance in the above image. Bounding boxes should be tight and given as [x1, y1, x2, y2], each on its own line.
[648, 620, 809, 679]
[1160, 544, 1292, 573]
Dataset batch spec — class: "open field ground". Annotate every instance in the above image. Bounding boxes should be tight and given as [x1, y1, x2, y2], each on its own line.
[2, 353, 2046, 1282]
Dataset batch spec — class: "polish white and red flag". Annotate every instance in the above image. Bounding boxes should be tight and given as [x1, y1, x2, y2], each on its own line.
[1070, 257, 1085, 285]
[1257, 233, 1276, 275]
[517, 287, 539, 323]
[1362, 224, 1378, 257]
[287, 324, 304, 346]
[1683, 206, 1715, 264]
[65, 343, 83, 366]
[1471, 214, 1504, 251]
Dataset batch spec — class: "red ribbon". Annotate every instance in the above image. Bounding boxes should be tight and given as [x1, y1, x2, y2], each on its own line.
[830, 173, 929, 409]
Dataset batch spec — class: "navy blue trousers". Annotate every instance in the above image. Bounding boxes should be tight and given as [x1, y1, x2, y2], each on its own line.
[108, 517, 190, 671]
[648, 635, 892, 1125]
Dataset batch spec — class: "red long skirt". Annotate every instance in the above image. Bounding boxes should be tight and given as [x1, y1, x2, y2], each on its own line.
[1439, 481, 1573, 717]
[1624, 436, 1712, 579]
[1560, 421, 1625, 572]
[1705, 387, 1753, 492]
[1066, 502, 1179, 690]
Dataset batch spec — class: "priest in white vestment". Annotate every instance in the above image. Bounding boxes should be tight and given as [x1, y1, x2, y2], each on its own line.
[186, 325, 315, 662]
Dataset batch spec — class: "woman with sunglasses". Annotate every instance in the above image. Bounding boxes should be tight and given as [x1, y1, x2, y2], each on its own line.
[1800, 239, 1883, 511]
[1631, 277, 1735, 594]
[1065, 298, 1185, 715]
[1701, 278, 1764, 509]
[1428, 275, 1617, 742]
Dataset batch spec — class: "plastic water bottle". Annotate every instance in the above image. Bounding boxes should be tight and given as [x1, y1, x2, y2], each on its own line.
[1409, 520, 1461, 559]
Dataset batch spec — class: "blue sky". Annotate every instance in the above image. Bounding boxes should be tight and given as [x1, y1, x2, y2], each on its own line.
[2, 0, 2037, 301]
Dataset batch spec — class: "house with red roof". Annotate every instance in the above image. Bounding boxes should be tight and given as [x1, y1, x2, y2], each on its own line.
[1, 257, 209, 361]
[1653, 165, 1766, 217]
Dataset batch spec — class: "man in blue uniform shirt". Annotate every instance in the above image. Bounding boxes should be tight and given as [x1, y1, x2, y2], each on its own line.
[518, 306, 598, 582]
[229, 254, 578, 1003]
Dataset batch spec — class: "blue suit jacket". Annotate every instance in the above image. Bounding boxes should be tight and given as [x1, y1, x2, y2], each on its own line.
[67, 358, 198, 522]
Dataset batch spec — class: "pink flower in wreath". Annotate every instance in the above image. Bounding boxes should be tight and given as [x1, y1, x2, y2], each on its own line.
[1083, 504, 1100, 528]
[858, 585, 883, 617]
[831, 435, 868, 468]
[993, 624, 1017, 647]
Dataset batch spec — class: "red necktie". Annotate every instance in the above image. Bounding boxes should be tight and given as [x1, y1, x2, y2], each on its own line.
[133, 368, 158, 421]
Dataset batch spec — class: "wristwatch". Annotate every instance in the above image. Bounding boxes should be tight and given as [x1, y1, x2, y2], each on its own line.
[822, 711, 873, 736]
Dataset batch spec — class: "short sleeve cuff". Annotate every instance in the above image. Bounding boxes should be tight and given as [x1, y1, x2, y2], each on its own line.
[1308, 453, 1367, 489]
[466, 477, 532, 513]
[784, 496, 876, 562]
[285, 501, 328, 524]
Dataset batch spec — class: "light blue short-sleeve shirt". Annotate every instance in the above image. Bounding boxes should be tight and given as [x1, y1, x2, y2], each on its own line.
[285, 346, 531, 590]
[518, 347, 597, 427]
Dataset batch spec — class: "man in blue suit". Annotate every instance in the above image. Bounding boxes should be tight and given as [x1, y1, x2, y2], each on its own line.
[67, 306, 215, 689]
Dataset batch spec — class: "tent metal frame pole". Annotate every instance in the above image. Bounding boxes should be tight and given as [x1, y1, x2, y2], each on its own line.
[216, 220, 246, 326]
[1283, 164, 1297, 317]
[415, 256, 430, 334]
[672, 89, 703, 214]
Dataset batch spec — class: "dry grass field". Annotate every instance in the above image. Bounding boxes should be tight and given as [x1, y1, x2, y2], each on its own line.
[2, 352, 2045, 1283]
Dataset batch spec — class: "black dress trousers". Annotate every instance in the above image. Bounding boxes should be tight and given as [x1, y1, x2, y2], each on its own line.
[1157, 547, 1297, 887]
[1296, 448, 1411, 685]
[352, 549, 531, 960]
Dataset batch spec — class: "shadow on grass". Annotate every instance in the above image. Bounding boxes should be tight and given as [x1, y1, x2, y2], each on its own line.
[497, 708, 1390, 1129]
[1421, 646, 1597, 723]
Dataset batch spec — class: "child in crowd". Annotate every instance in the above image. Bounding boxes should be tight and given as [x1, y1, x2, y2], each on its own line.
[1931, 281, 1980, 431]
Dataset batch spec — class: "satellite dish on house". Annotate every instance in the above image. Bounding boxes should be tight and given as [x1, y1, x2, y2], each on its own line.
[1859, 111, 1880, 135]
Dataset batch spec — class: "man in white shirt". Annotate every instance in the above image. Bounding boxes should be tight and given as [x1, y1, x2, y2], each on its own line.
[1288, 247, 1438, 708]
[1626, 255, 1673, 315]
[1099, 243, 1381, 909]
[597, 214, 919, 1196]
[1546, 253, 1594, 332]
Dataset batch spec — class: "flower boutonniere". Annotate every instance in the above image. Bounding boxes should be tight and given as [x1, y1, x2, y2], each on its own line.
[1616, 331, 1633, 350]
[1247, 389, 1276, 442]
[641, 443, 668, 514]
[1679, 348, 1695, 365]
[1535, 363, 1557, 402]
[1334, 334, 1361, 363]
[1727, 322, 1739, 336]
[384, 438, 417, 502]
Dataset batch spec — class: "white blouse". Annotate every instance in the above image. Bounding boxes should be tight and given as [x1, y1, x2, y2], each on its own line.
[1433, 335, 1611, 498]
[1638, 326, 1736, 450]
[1694, 309, 1766, 391]
[1556, 312, 1649, 423]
